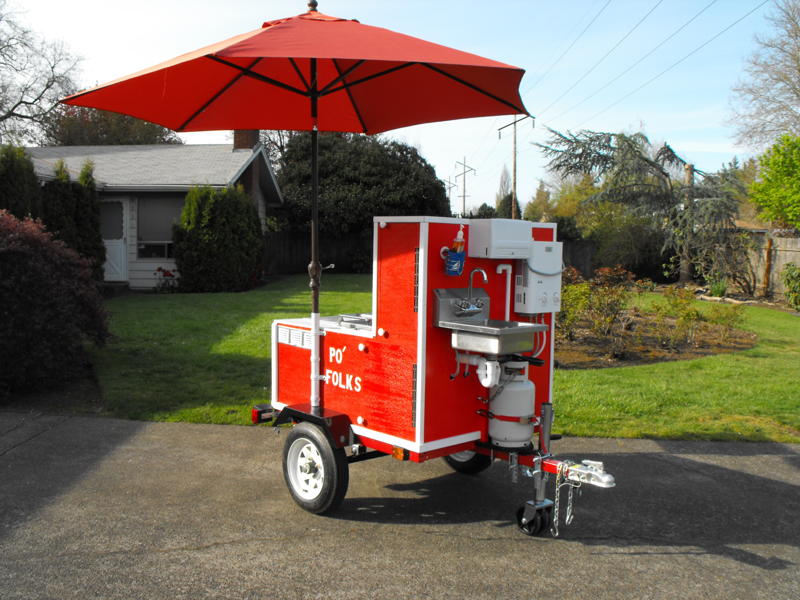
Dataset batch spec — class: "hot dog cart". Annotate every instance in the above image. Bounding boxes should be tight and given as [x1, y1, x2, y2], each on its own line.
[255, 216, 614, 536]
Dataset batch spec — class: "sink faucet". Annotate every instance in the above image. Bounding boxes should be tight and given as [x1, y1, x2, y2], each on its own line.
[468, 268, 488, 302]
[453, 268, 489, 317]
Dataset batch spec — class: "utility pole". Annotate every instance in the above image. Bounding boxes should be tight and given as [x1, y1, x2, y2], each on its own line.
[513, 120, 517, 219]
[498, 115, 534, 219]
[455, 158, 475, 217]
[444, 177, 457, 206]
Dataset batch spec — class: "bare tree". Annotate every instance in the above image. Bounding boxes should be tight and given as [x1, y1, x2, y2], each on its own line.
[494, 165, 511, 208]
[729, 0, 800, 148]
[259, 130, 296, 169]
[0, 1, 79, 143]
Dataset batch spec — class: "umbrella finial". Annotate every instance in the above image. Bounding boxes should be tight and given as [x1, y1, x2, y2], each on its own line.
[307, 1, 318, 11]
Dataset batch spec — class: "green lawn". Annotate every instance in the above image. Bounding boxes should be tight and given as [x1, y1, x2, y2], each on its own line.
[96, 275, 799, 442]
[554, 293, 800, 442]
[95, 274, 371, 424]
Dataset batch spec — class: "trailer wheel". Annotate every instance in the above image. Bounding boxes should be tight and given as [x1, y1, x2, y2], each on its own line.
[516, 505, 551, 536]
[443, 450, 492, 474]
[283, 422, 349, 514]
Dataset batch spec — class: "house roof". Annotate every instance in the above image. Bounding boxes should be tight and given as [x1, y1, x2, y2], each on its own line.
[26, 144, 272, 193]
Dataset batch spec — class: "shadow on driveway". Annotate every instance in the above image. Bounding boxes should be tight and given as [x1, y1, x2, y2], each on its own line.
[334, 442, 799, 571]
[0, 413, 145, 544]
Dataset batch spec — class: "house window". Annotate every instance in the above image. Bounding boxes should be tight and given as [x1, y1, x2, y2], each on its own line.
[137, 197, 184, 259]
[100, 202, 123, 240]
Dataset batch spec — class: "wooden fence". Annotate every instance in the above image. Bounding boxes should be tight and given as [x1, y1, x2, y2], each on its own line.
[264, 229, 595, 277]
[265, 230, 372, 274]
[748, 234, 800, 299]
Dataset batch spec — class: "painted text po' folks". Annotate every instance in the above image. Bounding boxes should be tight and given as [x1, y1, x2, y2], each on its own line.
[325, 369, 362, 392]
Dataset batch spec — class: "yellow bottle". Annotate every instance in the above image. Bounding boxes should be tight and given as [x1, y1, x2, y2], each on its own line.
[453, 225, 465, 253]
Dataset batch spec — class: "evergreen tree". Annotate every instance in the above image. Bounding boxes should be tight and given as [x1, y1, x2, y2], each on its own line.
[74, 161, 105, 279]
[495, 193, 521, 219]
[173, 185, 264, 292]
[40, 160, 78, 250]
[0, 145, 41, 218]
[470, 203, 497, 218]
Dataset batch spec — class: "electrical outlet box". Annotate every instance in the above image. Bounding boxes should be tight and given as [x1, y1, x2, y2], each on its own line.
[467, 219, 533, 259]
[514, 241, 563, 314]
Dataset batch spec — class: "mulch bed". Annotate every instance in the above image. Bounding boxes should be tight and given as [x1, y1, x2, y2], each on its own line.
[555, 311, 758, 369]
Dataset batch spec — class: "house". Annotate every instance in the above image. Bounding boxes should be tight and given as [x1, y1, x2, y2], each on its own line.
[27, 131, 281, 289]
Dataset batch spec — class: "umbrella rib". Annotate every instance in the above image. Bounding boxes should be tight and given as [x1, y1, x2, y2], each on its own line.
[332, 59, 367, 133]
[421, 63, 527, 114]
[319, 62, 416, 98]
[319, 60, 366, 95]
[207, 55, 309, 96]
[178, 57, 264, 131]
[288, 58, 311, 92]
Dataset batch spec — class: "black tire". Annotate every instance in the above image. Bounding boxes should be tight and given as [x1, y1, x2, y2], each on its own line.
[443, 450, 492, 475]
[282, 422, 349, 514]
[516, 505, 551, 536]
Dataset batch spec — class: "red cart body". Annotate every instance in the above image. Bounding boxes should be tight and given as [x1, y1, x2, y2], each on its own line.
[267, 217, 614, 535]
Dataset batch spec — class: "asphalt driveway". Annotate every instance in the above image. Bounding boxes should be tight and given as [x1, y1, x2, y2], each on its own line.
[1, 412, 798, 599]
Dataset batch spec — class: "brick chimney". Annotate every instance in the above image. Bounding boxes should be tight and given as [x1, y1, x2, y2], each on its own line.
[233, 129, 260, 150]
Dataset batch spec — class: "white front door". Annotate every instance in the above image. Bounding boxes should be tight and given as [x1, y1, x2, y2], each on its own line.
[100, 200, 127, 282]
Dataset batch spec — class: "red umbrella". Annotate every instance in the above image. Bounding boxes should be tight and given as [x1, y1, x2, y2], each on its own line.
[63, 1, 529, 409]
[64, 4, 526, 133]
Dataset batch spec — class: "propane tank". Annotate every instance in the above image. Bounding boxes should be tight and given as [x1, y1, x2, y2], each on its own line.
[488, 361, 536, 448]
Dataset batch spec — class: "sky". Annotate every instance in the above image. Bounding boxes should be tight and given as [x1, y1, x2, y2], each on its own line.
[22, 0, 776, 216]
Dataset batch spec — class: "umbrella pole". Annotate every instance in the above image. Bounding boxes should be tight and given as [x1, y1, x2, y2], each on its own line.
[309, 125, 322, 411]
[308, 55, 322, 412]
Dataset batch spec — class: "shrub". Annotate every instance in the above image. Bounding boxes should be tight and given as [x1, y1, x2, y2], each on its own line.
[173, 185, 264, 292]
[585, 266, 635, 337]
[562, 265, 584, 285]
[576, 266, 636, 357]
[654, 286, 703, 350]
[781, 263, 800, 311]
[557, 282, 590, 341]
[0, 210, 108, 397]
[707, 278, 728, 298]
[705, 304, 745, 342]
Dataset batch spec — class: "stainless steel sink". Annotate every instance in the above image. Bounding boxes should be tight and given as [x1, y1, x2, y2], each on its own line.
[437, 319, 547, 355]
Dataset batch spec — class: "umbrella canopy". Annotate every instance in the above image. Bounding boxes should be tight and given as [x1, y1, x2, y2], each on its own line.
[63, 2, 529, 411]
[63, 6, 527, 134]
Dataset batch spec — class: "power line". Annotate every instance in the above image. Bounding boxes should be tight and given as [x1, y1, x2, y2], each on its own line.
[549, 0, 718, 123]
[538, 0, 664, 118]
[460, 0, 610, 204]
[523, 0, 613, 96]
[578, 0, 770, 128]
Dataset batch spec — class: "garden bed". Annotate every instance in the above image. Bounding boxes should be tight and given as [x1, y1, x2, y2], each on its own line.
[555, 311, 758, 369]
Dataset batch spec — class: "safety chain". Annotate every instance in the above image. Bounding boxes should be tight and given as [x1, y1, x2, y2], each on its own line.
[551, 461, 581, 537]
[551, 462, 566, 537]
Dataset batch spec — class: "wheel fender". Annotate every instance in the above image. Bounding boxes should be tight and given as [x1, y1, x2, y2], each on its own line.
[273, 404, 352, 448]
